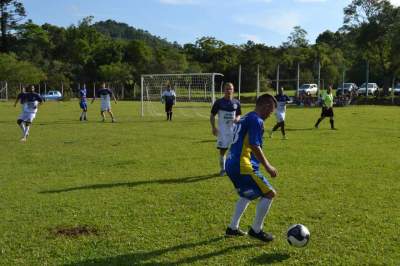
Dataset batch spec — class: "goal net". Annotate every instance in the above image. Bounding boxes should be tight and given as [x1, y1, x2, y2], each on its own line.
[0, 81, 8, 101]
[141, 73, 224, 118]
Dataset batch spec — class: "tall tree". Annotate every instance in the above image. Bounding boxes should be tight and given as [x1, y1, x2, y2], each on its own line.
[0, 0, 25, 52]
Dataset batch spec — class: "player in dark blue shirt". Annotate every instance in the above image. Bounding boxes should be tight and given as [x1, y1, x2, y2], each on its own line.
[161, 83, 176, 121]
[14, 85, 43, 141]
[210, 82, 241, 176]
[91, 82, 117, 122]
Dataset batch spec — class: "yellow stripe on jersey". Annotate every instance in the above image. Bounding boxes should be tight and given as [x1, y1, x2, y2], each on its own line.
[239, 133, 254, 174]
[250, 172, 272, 194]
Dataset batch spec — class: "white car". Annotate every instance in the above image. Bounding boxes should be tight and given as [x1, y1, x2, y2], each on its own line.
[394, 84, 400, 96]
[42, 90, 63, 101]
[336, 83, 358, 96]
[358, 83, 379, 96]
[298, 84, 318, 95]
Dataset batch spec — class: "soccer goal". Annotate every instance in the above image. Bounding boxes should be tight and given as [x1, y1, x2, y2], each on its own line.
[140, 73, 224, 117]
[0, 81, 8, 101]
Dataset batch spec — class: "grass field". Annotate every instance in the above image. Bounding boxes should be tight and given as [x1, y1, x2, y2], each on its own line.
[0, 100, 399, 265]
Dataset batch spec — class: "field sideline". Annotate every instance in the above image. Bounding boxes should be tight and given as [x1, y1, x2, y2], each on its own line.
[0, 101, 399, 265]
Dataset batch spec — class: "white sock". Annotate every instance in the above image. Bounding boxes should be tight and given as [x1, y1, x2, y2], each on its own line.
[251, 197, 273, 233]
[19, 123, 25, 135]
[229, 197, 250, 230]
[219, 155, 226, 171]
[24, 126, 30, 138]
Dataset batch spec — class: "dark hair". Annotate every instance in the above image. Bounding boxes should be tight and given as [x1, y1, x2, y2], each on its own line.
[256, 93, 277, 108]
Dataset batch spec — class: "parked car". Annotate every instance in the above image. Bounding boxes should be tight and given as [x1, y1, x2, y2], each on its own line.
[298, 83, 318, 95]
[336, 83, 358, 96]
[358, 83, 379, 96]
[42, 90, 63, 101]
[394, 84, 400, 96]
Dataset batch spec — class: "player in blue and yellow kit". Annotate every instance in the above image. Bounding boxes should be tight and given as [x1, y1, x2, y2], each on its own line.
[79, 84, 88, 121]
[225, 94, 278, 242]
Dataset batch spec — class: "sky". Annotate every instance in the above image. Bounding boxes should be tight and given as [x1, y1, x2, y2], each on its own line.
[21, 0, 400, 47]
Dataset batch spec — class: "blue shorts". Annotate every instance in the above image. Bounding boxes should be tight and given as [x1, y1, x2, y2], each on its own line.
[80, 101, 87, 110]
[227, 170, 274, 200]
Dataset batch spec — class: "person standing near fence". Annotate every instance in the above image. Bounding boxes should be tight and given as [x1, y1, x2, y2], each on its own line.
[314, 85, 336, 130]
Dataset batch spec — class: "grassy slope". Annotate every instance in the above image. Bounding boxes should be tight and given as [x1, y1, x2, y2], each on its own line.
[0, 101, 399, 265]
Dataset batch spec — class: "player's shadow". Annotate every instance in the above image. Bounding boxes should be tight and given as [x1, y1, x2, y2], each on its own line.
[40, 173, 220, 194]
[196, 139, 215, 143]
[63, 237, 266, 266]
[249, 252, 291, 264]
[285, 128, 315, 132]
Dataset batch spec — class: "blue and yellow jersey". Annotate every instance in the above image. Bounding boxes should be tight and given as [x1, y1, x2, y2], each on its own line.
[79, 88, 87, 102]
[226, 111, 264, 175]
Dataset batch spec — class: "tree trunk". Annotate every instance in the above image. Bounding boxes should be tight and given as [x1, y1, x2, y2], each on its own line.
[0, 3, 7, 52]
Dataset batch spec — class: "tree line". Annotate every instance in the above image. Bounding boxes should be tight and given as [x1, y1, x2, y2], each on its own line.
[1, 0, 400, 97]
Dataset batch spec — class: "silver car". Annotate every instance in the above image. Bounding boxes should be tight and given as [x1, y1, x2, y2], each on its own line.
[42, 90, 63, 101]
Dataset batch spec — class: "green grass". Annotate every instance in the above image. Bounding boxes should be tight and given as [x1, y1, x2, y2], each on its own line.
[0, 100, 399, 265]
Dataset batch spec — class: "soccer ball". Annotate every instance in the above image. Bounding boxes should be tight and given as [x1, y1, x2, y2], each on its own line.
[287, 224, 310, 247]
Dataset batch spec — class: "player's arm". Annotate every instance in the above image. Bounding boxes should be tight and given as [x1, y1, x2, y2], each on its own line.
[250, 145, 277, 177]
[13, 97, 19, 107]
[161, 92, 165, 104]
[112, 92, 117, 104]
[210, 101, 219, 136]
[234, 103, 242, 123]
[91, 94, 96, 104]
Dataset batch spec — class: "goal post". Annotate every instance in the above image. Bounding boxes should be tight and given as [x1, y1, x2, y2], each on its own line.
[140, 73, 224, 117]
[0, 81, 8, 101]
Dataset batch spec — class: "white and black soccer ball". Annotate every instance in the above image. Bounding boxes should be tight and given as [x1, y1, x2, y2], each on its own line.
[287, 224, 310, 247]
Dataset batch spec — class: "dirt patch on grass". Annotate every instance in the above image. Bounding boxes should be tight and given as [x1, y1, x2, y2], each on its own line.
[50, 225, 99, 237]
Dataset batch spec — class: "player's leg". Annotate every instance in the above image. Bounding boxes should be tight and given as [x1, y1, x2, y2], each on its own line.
[17, 119, 25, 136]
[329, 108, 335, 129]
[225, 173, 253, 236]
[226, 197, 250, 236]
[280, 121, 287, 139]
[108, 109, 116, 122]
[219, 148, 228, 176]
[83, 103, 88, 121]
[100, 111, 106, 122]
[23, 121, 31, 139]
[247, 172, 276, 242]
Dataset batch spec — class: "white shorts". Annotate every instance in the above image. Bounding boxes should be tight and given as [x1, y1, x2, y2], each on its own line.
[276, 111, 286, 123]
[19, 112, 36, 123]
[101, 100, 111, 111]
[216, 133, 233, 149]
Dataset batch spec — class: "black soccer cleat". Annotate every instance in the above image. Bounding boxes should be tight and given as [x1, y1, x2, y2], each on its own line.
[225, 227, 247, 237]
[248, 228, 275, 242]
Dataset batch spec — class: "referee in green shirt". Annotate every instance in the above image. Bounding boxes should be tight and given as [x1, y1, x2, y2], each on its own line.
[315, 85, 336, 130]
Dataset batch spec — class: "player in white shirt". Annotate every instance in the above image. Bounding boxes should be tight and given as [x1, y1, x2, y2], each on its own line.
[14, 85, 44, 142]
[269, 87, 290, 139]
[91, 82, 117, 122]
[161, 82, 176, 121]
[210, 82, 242, 176]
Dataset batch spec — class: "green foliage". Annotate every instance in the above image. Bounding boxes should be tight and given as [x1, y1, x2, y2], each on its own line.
[0, 52, 45, 83]
[99, 62, 133, 82]
[0, 0, 26, 52]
